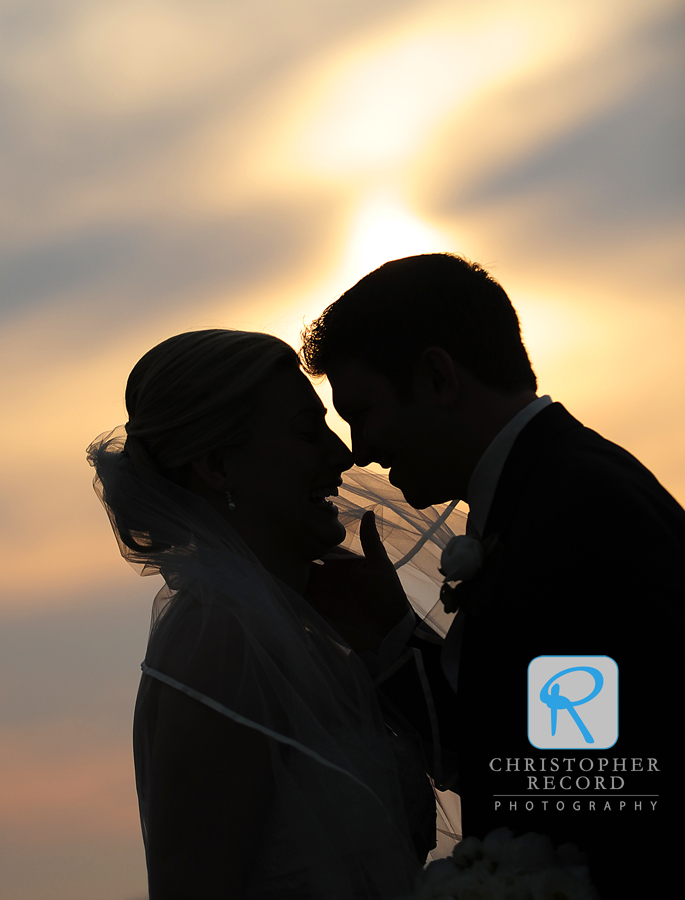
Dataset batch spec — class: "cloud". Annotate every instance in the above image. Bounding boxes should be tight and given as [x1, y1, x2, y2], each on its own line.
[0, 594, 151, 728]
[0, 3, 683, 898]
[430, 4, 685, 246]
[0, 596, 152, 897]
[0, 198, 335, 333]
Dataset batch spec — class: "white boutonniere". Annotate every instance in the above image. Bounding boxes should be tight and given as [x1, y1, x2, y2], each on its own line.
[439, 533, 499, 613]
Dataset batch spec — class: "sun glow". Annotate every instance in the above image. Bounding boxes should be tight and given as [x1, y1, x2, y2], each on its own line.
[341, 192, 451, 281]
[296, 17, 531, 177]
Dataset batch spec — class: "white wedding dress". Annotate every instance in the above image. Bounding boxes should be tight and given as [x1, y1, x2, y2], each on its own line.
[89, 431, 463, 898]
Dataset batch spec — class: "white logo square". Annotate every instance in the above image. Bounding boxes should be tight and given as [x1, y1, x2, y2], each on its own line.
[528, 655, 618, 749]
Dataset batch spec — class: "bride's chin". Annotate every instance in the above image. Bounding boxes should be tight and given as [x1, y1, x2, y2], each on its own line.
[312, 521, 346, 555]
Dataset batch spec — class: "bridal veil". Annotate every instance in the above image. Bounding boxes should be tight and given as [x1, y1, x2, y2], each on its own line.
[88, 427, 465, 898]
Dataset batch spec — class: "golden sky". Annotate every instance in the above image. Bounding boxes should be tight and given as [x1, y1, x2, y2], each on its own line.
[0, 1, 683, 897]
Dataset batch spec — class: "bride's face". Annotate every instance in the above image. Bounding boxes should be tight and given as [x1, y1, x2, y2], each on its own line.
[223, 366, 353, 571]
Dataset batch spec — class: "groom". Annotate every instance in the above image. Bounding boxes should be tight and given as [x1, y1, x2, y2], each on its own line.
[301, 253, 683, 894]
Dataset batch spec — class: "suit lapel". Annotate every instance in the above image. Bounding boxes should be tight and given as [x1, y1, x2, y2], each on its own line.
[446, 404, 583, 620]
[480, 402, 583, 541]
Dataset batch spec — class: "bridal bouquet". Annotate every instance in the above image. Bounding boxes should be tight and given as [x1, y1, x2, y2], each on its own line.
[404, 828, 599, 900]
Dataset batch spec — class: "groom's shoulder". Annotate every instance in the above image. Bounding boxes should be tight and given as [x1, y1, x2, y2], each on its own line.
[525, 401, 638, 464]
[525, 402, 673, 489]
[517, 401, 685, 532]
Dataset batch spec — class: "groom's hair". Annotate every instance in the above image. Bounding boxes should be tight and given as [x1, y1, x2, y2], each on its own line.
[301, 253, 537, 392]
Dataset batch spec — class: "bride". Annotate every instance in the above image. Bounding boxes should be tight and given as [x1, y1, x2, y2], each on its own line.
[87, 329, 441, 899]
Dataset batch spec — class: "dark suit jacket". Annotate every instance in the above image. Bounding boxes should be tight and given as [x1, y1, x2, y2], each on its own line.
[382, 403, 684, 896]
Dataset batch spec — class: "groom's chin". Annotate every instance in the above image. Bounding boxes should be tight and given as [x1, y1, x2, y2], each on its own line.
[399, 484, 452, 511]
[390, 467, 456, 509]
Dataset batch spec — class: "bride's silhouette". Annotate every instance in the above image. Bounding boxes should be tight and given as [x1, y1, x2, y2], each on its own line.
[88, 330, 438, 899]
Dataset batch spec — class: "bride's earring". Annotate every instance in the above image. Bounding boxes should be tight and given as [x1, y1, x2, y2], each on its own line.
[223, 486, 236, 511]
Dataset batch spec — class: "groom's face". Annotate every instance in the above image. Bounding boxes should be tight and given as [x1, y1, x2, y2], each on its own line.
[327, 359, 451, 509]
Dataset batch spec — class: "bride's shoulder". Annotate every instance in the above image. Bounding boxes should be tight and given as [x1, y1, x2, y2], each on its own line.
[147, 586, 249, 669]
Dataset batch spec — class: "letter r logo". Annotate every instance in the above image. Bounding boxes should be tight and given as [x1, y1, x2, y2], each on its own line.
[528, 656, 618, 749]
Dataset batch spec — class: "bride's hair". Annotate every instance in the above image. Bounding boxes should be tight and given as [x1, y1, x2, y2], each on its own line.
[124, 329, 299, 480]
[90, 329, 298, 555]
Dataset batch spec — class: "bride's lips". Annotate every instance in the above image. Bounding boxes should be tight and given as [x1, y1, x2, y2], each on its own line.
[308, 480, 342, 514]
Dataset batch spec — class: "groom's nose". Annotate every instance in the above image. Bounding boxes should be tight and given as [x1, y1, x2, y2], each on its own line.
[350, 427, 375, 468]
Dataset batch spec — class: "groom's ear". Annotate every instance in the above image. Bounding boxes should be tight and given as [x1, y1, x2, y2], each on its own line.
[413, 347, 460, 407]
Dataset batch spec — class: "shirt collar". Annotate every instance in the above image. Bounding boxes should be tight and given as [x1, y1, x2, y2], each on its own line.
[465, 395, 553, 538]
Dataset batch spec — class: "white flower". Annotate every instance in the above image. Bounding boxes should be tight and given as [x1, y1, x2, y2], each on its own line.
[423, 858, 459, 888]
[480, 827, 513, 866]
[440, 535, 486, 582]
[528, 865, 598, 900]
[497, 831, 555, 874]
[416, 857, 462, 897]
[401, 829, 599, 900]
[452, 836, 484, 869]
[554, 843, 587, 869]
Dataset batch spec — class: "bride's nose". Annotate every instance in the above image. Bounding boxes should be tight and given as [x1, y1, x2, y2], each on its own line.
[326, 428, 354, 472]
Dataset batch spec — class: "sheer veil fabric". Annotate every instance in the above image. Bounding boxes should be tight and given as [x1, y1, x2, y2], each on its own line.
[88, 428, 464, 898]
[335, 467, 466, 639]
[335, 468, 466, 859]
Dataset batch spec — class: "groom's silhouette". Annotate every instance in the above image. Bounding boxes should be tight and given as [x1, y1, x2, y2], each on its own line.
[302, 253, 683, 896]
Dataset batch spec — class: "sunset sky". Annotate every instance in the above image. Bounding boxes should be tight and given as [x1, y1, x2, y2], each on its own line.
[1, 1, 683, 897]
